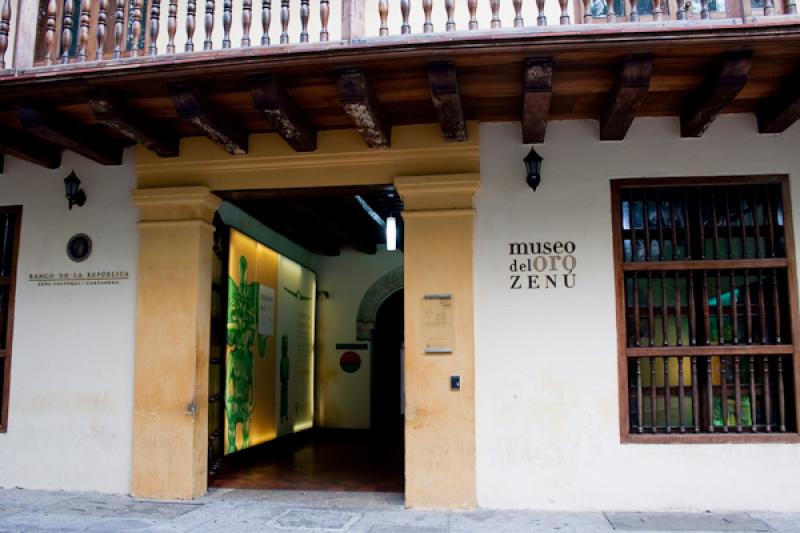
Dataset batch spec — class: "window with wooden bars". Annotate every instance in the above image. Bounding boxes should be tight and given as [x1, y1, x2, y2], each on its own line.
[0, 206, 21, 432]
[611, 177, 799, 442]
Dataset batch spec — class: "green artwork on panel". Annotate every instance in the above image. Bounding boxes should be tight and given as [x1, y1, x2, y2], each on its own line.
[226, 256, 268, 453]
[280, 334, 290, 423]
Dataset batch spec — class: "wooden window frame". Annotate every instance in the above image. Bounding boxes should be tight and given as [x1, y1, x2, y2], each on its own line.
[0, 206, 21, 433]
[611, 175, 800, 444]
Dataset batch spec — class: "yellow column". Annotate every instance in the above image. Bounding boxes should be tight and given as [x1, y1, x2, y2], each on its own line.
[130, 186, 221, 499]
[395, 174, 480, 509]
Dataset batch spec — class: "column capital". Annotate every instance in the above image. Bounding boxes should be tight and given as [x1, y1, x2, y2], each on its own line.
[394, 174, 480, 211]
[132, 186, 221, 224]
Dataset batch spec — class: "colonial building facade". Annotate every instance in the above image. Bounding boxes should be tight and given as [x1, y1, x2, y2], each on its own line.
[0, 0, 799, 511]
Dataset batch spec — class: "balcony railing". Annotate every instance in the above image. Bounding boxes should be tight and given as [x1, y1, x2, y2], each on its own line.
[0, 0, 797, 72]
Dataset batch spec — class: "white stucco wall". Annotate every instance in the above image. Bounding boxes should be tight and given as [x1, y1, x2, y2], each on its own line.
[315, 247, 403, 429]
[0, 151, 137, 493]
[474, 116, 800, 511]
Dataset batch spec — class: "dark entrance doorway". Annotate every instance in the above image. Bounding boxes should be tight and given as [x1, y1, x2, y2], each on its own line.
[371, 290, 404, 435]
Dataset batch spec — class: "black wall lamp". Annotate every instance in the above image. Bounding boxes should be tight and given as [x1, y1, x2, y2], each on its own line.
[524, 147, 543, 192]
[64, 171, 86, 210]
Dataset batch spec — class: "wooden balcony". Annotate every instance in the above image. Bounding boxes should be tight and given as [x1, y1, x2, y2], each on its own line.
[0, 0, 797, 168]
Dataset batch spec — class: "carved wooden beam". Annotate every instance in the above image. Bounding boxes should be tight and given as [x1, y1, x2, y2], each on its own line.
[0, 128, 62, 169]
[428, 61, 467, 142]
[680, 51, 752, 138]
[249, 74, 317, 152]
[756, 70, 800, 134]
[168, 83, 248, 155]
[337, 69, 391, 149]
[88, 91, 180, 157]
[522, 58, 553, 144]
[15, 104, 123, 165]
[600, 54, 653, 141]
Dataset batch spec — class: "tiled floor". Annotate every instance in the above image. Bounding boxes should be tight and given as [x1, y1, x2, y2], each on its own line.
[210, 428, 404, 493]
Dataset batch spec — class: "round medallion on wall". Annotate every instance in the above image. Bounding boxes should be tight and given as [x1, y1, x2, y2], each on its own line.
[66, 233, 92, 263]
[339, 351, 361, 374]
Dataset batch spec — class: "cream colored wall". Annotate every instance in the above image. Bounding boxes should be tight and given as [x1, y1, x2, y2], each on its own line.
[0, 151, 138, 493]
[315, 246, 403, 429]
[474, 116, 800, 511]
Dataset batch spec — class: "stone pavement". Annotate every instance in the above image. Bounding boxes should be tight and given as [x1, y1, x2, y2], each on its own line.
[0, 488, 798, 533]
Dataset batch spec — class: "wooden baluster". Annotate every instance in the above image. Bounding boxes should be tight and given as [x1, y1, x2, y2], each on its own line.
[149, 0, 161, 55]
[606, 0, 616, 22]
[467, 0, 477, 28]
[583, 0, 592, 22]
[707, 357, 714, 432]
[167, 0, 177, 52]
[721, 356, 729, 432]
[113, 0, 124, 57]
[678, 356, 685, 432]
[664, 357, 671, 433]
[261, 0, 270, 44]
[734, 356, 742, 432]
[711, 189, 724, 346]
[379, 0, 388, 35]
[45, 0, 57, 64]
[320, 0, 329, 41]
[280, 0, 289, 43]
[400, 0, 410, 33]
[186, 0, 196, 51]
[670, 194, 682, 347]
[559, 0, 569, 23]
[537, 0, 547, 25]
[650, 356, 657, 432]
[203, 0, 214, 50]
[657, 192, 668, 348]
[689, 272, 697, 346]
[749, 356, 757, 432]
[491, 0, 501, 27]
[652, 0, 662, 21]
[62, 0, 75, 63]
[513, 0, 523, 26]
[725, 191, 738, 346]
[678, 356, 686, 433]
[131, 0, 143, 56]
[423, 0, 432, 31]
[765, 187, 782, 344]
[763, 357, 772, 432]
[0, 0, 10, 68]
[223, 0, 232, 47]
[96, 0, 108, 59]
[631, 193, 641, 349]
[242, 0, 252, 45]
[786, 0, 797, 15]
[77, 0, 90, 62]
[751, 190, 767, 345]
[677, 0, 686, 18]
[740, 189, 753, 345]
[697, 190, 711, 346]
[777, 357, 786, 432]
[691, 356, 700, 432]
[630, 0, 639, 21]
[644, 192, 655, 349]
[764, 0, 774, 15]
[446, 0, 456, 30]
[636, 359, 644, 433]
[299, 0, 309, 42]
[700, 0, 709, 19]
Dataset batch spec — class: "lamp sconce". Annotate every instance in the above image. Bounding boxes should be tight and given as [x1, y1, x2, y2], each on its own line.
[524, 147, 543, 192]
[64, 171, 86, 210]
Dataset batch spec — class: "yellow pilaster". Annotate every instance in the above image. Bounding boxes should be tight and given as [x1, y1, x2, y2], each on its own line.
[130, 186, 221, 499]
[396, 174, 480, 509]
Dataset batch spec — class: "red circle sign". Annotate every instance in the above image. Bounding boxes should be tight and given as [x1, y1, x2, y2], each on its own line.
[340, 351, 361, 373]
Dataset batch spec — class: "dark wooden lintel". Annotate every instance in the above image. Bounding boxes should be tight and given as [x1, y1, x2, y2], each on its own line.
[757, 70, 800, 134]
[522, 58, 553, 144]
[15, 105, 122, 165]
[168, 83, 249, 155]
[337, 69, 391, 149]
[680, 51, 753, 138]
[249, 74, 318, 152]
[0, 128, 62, 169]
[600, 54, 653, 141]
[428, 61, 467, 142]
[88, 91, 179, 158]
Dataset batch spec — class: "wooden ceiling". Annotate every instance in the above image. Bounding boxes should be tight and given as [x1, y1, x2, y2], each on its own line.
[0, 22, 799, 168]
[217, 186, 404, 256]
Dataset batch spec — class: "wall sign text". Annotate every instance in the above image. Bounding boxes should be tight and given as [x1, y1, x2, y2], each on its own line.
[508, 241, 576, 290]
